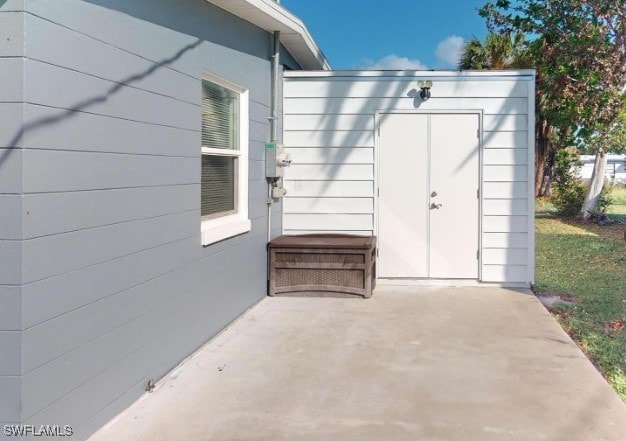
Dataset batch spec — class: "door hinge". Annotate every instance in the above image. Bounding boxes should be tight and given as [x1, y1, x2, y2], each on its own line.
[477, 129, 480, 139]
[477, 189, 480, 199]
[377, 188, 380, 197]
[476, 250, 480, 260]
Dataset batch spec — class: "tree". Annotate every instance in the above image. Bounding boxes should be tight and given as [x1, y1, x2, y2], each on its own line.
[458, 31, 556, 197]
[458, 32, 527, 70]
[579, 97, 626, 216]
[479, 0, 626, 208]
[458, 32, 558, 197]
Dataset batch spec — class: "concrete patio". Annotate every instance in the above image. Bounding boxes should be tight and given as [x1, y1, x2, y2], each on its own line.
[90, 286, 626, 441]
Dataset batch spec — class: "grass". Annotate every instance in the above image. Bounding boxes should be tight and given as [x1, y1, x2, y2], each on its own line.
[535, 193, 626, 402]
[607, 186, 626, 223]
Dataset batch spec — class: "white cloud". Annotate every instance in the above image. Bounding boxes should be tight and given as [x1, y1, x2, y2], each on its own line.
[359, 54, 429, 70]
[435, 35, 465, 68]
[356, 36, 465, 71]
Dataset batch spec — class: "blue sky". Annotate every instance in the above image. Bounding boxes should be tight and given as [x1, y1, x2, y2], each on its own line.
[282, 0, 489, 70]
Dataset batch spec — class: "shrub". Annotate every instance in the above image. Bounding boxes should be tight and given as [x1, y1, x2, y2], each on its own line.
[551, 149, 585, 217]
[550, 149, 615, 219]
[552, 182, 586, 217]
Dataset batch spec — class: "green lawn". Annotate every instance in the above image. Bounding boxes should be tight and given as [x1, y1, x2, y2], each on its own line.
[607, 186, 626, 223]
[535, 195, 626, 402]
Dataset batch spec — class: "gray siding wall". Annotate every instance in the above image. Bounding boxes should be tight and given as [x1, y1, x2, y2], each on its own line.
[12, 0, 285, 438]
[0, 2, 24, 430]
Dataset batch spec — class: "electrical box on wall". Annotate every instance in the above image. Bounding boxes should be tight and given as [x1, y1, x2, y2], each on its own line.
[271, 186, 287, 199]
[265, 143, 291, 178]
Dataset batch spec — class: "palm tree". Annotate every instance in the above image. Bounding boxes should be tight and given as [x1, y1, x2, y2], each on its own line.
[458, 33, 527, 70]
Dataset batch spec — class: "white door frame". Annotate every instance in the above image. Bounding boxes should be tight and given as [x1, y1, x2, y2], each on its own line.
[374, 109, 485, 281]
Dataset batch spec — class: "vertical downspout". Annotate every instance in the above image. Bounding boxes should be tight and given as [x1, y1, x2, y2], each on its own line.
[267, 30, 280, 244]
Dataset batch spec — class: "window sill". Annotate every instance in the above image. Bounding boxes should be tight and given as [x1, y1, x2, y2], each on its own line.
[201, 215, 251, 246]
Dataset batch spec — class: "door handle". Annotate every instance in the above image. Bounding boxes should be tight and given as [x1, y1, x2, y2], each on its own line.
[430, 202, 442, 210]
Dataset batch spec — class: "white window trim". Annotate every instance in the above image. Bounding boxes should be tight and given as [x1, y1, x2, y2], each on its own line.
[201, 72, 250, 246]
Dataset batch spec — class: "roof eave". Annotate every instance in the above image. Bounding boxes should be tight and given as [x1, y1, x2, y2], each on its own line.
[284, 69, 537, 79]
[207, 0, 331, 70]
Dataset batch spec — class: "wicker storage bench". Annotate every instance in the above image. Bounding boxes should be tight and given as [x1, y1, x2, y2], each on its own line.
[269, 234, 376, 298]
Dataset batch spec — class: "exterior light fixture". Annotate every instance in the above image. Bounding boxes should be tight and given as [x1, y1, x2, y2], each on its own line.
[417, 80, 433, 101]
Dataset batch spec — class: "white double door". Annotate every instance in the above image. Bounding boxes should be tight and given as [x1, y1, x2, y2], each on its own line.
[378, 113, 480, 279]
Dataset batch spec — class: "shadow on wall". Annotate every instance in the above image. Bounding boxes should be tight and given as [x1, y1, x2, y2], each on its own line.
[84, 0, 270, 59]
[0, 39, 202, 168]
[307, 72, 516, 195]
[286, 70, 529, 249]
[314, 72, 422, 199]
[407, 84, 479, 173]
[293, 72, 515, 210]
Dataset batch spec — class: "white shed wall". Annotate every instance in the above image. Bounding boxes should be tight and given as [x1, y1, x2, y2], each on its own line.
[283, 71, 535, 285]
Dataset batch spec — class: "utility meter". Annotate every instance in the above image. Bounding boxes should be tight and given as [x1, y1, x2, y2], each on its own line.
[271, 186, 287, 199]
[265, 143, 292, 178]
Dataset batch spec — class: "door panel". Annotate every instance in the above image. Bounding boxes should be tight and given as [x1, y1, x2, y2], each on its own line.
[378, 114, 429, 278]
[429, 114, 480, 278]
[378, 113, 480, 279]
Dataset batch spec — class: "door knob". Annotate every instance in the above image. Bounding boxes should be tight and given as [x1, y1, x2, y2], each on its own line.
[431, 191, 437, 197]
[430, 202, 442, 210]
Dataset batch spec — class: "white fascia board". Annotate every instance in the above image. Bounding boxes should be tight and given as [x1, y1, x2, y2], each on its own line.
[284, 70, 536, 79]
[207, 0, 330, 70]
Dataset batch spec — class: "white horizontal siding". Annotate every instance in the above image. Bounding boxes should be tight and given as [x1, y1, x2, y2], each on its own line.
[483, 232, 528, 248]
[284, 130, 374, 147]
[484, 114, 528, 132]
[285, 114, 528, 133]
[284, 97, 528, 115]
[285, 70, 534, 78]
[483, 199, 528, 216]
[483, 248, 528, 265]
[483, 131, 528, 149]
[284, 79, 529, 99]
[284, 180, 374, 197]
[484, 149, 528, 165]
[284, 74, 533, 284]
[484, 165, 528, 182]
[285, 164, 373, 181]
[289, 147, 374, 164]
[483, 216, 528, 233]
[284, 230, 373, 236]
[283, 197, 373, 214]
[284, 114, 374, 131]
[483, 182, 528, 199]
[482, 265, 528, 283]
[283, 214, 373, 231]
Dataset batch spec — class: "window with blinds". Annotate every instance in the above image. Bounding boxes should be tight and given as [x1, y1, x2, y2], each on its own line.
[201, 79, 240, 218]
[201, 155, 235, 216]
[201, 81, 239, 151]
